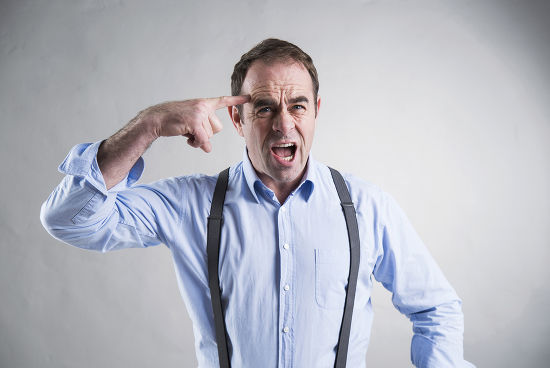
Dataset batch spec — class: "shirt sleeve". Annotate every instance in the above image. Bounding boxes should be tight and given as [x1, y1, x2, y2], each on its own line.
[40, 142, 184, 252]
[372, 191, 475, 368]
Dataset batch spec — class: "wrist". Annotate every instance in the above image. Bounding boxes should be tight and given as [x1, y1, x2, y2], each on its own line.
[133, 109, 161, 143]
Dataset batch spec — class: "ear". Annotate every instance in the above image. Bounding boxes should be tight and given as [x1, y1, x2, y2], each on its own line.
[315, 96, 321, 118]
[228, 106, 244, 137]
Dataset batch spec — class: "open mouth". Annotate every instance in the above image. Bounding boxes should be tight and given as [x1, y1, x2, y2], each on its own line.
[271, 143, 297, 162]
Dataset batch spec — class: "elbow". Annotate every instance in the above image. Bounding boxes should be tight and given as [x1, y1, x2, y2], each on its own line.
[410, 299, 465, 340]
[39, 176, 116, 252]
[40, 199, 60, 237]
[40, 199, 118, 253]
[40, 199, 75, 243]
[39, 197, 90, 247]
[39, 181, 75, 236]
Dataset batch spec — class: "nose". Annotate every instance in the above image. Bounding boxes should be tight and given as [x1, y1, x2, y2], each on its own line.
[272, 108, 295, 136]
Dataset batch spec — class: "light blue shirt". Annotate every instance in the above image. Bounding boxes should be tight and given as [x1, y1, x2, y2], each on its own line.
[41, 142, 474, 367]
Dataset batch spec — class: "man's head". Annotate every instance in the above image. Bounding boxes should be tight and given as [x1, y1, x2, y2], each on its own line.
[229, 39, 321, 194]
[231, 38, 319, 114]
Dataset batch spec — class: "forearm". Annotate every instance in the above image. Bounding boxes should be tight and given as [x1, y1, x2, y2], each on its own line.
[41, 95, 248, 248]
[96, 94, 249, 189]
[97, 112, 158, 190]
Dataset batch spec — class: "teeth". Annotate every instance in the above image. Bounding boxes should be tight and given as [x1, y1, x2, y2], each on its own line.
[272, 143, 295, 161]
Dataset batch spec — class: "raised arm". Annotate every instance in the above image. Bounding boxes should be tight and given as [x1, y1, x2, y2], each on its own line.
[98, 95, 249, 189]
[40, 95, 249, 251]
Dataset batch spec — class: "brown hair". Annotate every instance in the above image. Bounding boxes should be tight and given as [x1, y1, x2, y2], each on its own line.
[231, 38, 319, 114]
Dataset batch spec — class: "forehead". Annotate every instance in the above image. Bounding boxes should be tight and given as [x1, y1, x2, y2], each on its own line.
[241, 60, 314, 98]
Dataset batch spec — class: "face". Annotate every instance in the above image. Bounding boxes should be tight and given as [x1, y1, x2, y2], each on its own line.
[229, 60, 321, 191]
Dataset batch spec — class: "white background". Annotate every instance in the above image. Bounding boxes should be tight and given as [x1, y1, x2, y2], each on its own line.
[1, 0, 549, 366]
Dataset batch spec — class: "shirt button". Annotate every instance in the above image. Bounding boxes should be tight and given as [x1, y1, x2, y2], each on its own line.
[283, 243, 289, 250]
[281, 206, 286, 212]
[283, 284, 290, 291]
[283, 327, 290, 333]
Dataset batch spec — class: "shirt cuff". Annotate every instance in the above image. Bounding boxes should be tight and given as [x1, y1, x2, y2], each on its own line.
[58, 141, 144, 195]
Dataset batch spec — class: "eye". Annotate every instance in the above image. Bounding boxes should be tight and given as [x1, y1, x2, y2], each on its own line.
[256, 106, 273, 117]
[292, 105, 305, 111]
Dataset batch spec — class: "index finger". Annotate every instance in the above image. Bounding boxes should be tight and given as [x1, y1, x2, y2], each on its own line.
[208, 95, 251, 109]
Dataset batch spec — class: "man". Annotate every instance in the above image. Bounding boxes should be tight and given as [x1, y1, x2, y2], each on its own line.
[41, 39, 473, 367]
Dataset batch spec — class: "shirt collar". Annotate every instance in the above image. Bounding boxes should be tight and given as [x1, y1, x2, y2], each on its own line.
[241, 148, 317, 203]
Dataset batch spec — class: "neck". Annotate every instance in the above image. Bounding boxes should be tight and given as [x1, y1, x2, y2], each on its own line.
[256, 167, 307, 205]
[271, 180, 300, 205]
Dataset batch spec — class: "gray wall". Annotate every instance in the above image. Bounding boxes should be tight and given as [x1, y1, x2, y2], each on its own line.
[2, 0, 549, 367]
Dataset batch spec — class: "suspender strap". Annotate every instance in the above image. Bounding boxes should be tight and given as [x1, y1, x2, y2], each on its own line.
[207, 168, 231, 368]
[329, 167, 361, 368]
[207, 167, 360, 368]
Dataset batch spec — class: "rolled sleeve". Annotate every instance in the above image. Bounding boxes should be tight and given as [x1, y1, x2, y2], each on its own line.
[58, 141, 144, 195]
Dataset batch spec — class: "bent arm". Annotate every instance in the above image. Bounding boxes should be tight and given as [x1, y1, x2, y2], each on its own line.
[40, 95, 249, 250]
[373, 192, 475, 367]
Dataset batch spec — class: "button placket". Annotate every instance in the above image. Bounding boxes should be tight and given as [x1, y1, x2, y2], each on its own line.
[278, 203, 293, 367]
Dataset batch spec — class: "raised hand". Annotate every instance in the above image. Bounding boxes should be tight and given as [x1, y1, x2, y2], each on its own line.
[97, 95, 250, 189]
[146, 95, 250, 152]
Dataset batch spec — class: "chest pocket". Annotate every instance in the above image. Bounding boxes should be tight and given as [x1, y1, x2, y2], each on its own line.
[314, 248, 349, 310]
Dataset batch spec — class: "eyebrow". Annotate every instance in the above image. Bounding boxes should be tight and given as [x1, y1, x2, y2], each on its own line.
[253, 98, 277, 109]
[288, 96, 309, 104]
[252, 96, 310, 109]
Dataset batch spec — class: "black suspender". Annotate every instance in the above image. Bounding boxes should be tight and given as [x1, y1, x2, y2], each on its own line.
[329, 167, 361, 368]
[207, 167, 360, 368]
[207, 167, 231, 368]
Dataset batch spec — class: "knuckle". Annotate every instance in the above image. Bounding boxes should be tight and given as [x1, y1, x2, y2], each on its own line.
[195, 100, 210, 113]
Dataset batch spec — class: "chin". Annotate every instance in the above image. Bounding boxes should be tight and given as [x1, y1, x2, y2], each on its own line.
[271, 166, 303, 183]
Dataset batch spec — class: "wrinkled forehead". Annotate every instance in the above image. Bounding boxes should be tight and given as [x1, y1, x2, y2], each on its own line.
[242, 60, 314, 100]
